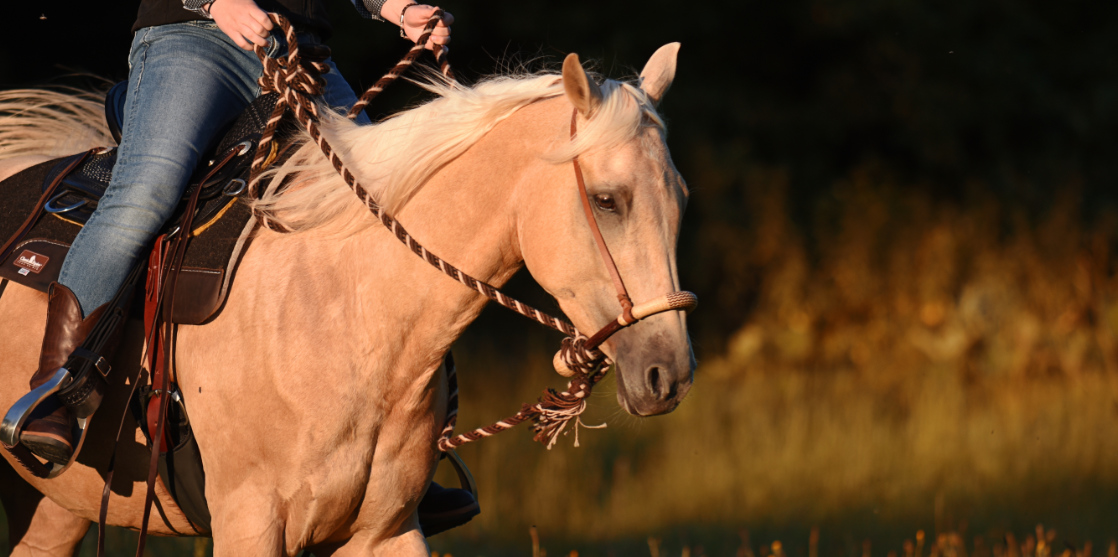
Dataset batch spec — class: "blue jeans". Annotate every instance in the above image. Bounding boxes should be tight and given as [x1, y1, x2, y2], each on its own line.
[58, 21, 368, 315]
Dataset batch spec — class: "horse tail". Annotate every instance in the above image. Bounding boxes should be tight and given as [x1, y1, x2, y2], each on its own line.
[0, 88, 114, 161]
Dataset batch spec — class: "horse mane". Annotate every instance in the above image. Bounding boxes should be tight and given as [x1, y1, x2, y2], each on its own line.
[251, 70, 666, 234]
[0, 69, 664, 237]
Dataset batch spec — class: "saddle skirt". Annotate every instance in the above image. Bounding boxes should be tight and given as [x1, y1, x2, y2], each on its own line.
[0, 91, 283, 324]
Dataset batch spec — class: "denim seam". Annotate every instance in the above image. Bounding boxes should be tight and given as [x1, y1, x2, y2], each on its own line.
[76, 29, 152, 241]
[126, 28, 152, 141]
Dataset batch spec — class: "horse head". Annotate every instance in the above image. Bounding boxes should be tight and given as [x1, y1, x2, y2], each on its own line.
[517, 44, 695, 417]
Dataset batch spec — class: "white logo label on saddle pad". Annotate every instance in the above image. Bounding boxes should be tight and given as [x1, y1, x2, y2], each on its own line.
[14, 250, 49, 276]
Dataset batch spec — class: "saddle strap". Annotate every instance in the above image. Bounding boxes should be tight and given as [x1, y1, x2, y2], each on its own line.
[129, 143, 242, 557]
[143, 235, 171, 452]
[96, 256, 167, 556]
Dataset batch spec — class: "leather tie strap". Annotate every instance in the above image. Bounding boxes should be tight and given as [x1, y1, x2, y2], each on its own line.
[94, 144, 244, 557]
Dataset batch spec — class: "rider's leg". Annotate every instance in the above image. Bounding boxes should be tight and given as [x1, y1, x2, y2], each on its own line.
[58, 21, 275, 315]
[21, 21, 273, 463]
[18, 284, 108, 463]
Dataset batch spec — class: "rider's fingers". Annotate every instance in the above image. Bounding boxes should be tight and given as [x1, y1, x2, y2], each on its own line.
[250, 8, 274, 30]
[425, 36, 450, 51]
[233, 34, 253, 50]
[243, 26, 269, 47]
[403, 4, 454, 49]
[247, 21, 269, 38]
[424, 22, 450, 49]
[404, 4, 437, 26]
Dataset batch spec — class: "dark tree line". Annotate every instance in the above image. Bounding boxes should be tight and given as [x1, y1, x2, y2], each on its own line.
[3, 0, 1116, 354]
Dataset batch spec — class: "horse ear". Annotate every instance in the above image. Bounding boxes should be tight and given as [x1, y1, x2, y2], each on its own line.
[639, 42, 681, 106]
[563, 53, 603, 117]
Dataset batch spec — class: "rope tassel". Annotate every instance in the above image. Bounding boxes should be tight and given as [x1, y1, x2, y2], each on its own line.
[530, 371, 609, 449]
[438, 340, 611, 451]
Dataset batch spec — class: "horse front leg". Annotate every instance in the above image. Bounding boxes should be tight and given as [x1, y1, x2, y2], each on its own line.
[208, 490, 287, 557]
[322, 524, 428, 557]
[1, 458, 89, 557]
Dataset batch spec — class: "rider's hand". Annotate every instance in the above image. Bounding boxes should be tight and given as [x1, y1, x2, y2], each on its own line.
[209, 0, 274, 51]
[382, 0, 453, 50]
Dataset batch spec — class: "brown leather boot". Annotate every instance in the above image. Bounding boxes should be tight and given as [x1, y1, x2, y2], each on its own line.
[21, 283, 105, 465]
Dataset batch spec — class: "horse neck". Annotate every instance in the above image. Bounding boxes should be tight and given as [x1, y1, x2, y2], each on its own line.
[329, 97, 569, 371]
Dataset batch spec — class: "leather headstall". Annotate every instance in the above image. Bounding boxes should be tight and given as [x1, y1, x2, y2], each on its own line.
[555, 109, 697, 375]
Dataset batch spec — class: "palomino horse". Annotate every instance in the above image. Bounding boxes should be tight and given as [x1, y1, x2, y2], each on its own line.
[0, 44, 693, 555]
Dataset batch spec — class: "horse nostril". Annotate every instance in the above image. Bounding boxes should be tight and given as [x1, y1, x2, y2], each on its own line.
[648, 366, 663, 399]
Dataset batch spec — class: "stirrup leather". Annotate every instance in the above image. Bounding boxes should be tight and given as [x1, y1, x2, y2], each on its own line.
[1, 367, 95, 478]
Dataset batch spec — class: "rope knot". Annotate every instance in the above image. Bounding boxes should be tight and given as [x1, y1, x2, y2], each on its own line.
[248, 13, 334, 203]
[256, 50, 326, 110]
[253, 15, 328, 99]
[553, 335, 607, 378]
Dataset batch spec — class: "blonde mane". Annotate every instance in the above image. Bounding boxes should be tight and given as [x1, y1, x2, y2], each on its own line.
[0, 71, 665, 237]
[251, 70, 665, 234]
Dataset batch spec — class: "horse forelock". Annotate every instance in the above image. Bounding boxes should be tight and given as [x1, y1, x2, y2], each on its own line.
[251, 69, 666, 236]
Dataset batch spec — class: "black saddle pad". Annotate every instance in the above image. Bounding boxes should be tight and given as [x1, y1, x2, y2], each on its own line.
[0, 93, 283, 324]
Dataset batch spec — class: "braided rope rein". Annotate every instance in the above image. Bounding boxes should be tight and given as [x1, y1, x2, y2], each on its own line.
[346, 28, 453, 119]
[248, 13, 612, 450]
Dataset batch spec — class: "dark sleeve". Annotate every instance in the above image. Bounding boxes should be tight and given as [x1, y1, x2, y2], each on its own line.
[351, 0, 388, 22]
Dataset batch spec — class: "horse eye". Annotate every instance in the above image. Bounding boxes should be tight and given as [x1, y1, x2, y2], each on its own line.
[593, 194, 617, 212]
